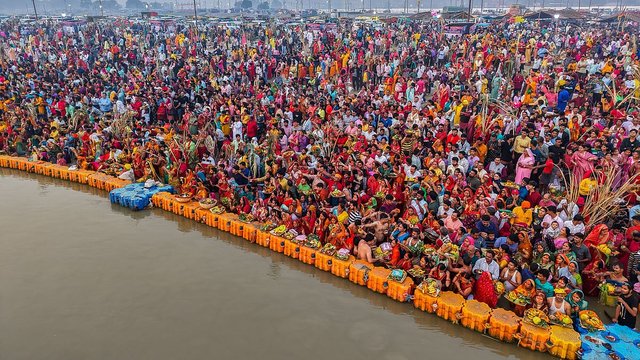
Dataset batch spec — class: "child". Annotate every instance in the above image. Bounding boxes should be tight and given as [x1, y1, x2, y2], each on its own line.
[543, 221, 561, 243]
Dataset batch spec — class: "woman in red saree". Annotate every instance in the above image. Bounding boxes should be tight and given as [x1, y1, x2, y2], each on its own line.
[437, 83, 449, 111]
[582, 255, 607, 296]
[584, 224, 611, 262]
[474, 271, 499, 308]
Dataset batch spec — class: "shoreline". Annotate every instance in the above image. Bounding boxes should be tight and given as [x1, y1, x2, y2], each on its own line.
[0, 154, 601, 360]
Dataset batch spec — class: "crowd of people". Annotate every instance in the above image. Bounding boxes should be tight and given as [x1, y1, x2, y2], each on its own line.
[1, 15, 639, 329]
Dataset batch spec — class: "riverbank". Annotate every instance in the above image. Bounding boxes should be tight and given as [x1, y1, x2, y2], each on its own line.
[0, 155, 619, 360]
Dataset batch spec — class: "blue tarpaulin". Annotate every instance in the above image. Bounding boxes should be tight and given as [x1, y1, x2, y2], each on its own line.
[109, 182, 174, 211]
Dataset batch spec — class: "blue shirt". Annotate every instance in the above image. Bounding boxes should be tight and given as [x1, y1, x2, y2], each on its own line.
[98, 97, 113, 112]
[557, 89, 570, 112]
[494, 237, 518, 253]
[392, 230, 410, 244]
[475, 220, 498, 236]
[535, 278, 554, 298]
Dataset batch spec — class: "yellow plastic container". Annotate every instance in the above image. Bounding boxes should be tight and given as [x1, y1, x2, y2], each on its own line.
[331, 256, 355, 278]
[387, 277, 414, 302]
[16, 158, 28, 171]
[209, 213, 221, 228]
[150, 192, 164, 208]
[518, 322, 550, 352]
[0, 155, 9, 168]
[460, 299, 492, 332]
[50, 164, 62, 178]
[232, 219, 245, 236]
[87, 173, 103, 189]
[367, 267, 391, 294]
[162, 197, 174, 212]
[175, 201, 199, 219]
[314, 252, 333, 272]
[164, 197, 177, 212]
[601, 291, 617, 307]
[256, 231, 270, 247]
[51, 165, 70, 180]
[31, 161, 45, 174]
[201, 210, 217, 227]
[42, 163, 55, 177]
[348, 260, 373, 286]
[242, 224, 257, 242]
[68, 169, 94, 184]
[8, 157, 20, 169]
[104, 178, 129, 192]
[488, 308, 520, 342]
[195, 208, 212, 225]
[414, 290, 439, 313]
[283, 239, 300, 259]
[298, 246, 317, 265]
[269, 235, 285, 253]
[548, 325, 581, 360]
[218, 214, 232, 232]
[436, 291, 465, 321]
[25, 161, 41, 173]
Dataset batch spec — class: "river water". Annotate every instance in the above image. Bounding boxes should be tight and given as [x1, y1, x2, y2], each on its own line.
[0, 169, 546, 360]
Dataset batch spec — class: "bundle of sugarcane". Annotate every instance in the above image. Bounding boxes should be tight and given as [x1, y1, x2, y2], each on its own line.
[69, 109, 88, 131]
[23, 102, 37, 127]
[603, 65, 640, 109]
[557, 164, 640, 227]
[490, 98, 520, 135]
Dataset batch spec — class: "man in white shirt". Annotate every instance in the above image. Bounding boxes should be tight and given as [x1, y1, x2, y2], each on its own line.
[557, 199, 579, 222]
[374, 148, 388, 164]
[404, 164, 422, 181]
[563, 214, 586, 236]
[446, 157, 465, 176]
[437, 201, 454, 219]
[488, 156, 505, 175]
[472, 250, 500, 280]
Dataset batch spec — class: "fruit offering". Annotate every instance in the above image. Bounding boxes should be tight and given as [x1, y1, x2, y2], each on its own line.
[210, 206, 225, 214]
[373, 246, 391, 260]
[284, 230, 299, 240]
[417, 278, 440, 297]
[319, 243, 336, 256]
[549, 313, 573, 327]
[335, 248, 350, 261]
[259, 223, 276, 232]
[579, 310, 605, 332]
[270, 225, 287, 236]
[238, 213, 254, 223]
[524, 308, 550, 328]
[505, 291, 531, 306]
[407, 267, 426, 278]
[304, 237, 321, 249]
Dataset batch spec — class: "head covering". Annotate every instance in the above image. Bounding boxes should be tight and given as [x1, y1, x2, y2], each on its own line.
[521, 201, 531, 209]
[554, 288, 566, 295]
[566, 289, 588, 310]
